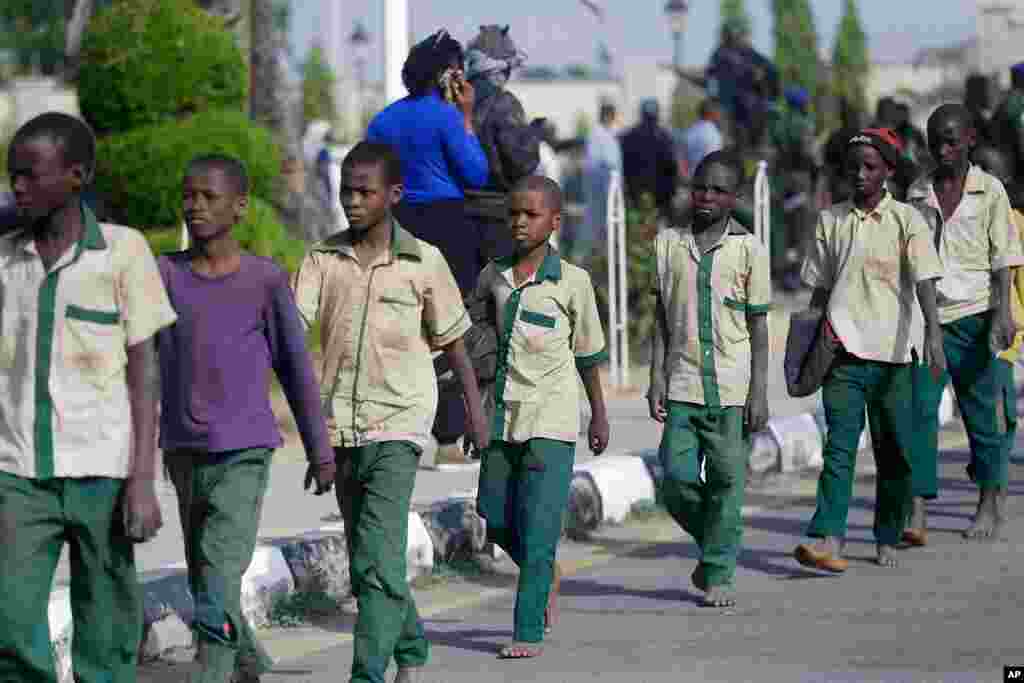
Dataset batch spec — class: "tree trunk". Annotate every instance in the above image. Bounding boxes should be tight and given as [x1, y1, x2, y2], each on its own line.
[61, 0, 94, 81]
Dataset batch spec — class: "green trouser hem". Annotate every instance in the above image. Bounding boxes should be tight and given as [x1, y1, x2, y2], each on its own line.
[940, 313, 1016, 488]
[808, 357, 913, 546]
[477, 438, 576, 643]
[336, 441, 428, 683]
[0, 472, 139, 683]
[165, 447, 275, 678]
[657, 402, 748, 588]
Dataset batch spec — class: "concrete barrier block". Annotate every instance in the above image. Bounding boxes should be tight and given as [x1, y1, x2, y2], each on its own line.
[420, 495, 487, 563]
[749, 431, 781, 474]
[768, 413, 824, 472]
[276, 529, 351, 599]
[407, 512, 434, 580]
[240, 546, 295, 628]
[572, 455, 657, 526]
[49, 588, 73, 683]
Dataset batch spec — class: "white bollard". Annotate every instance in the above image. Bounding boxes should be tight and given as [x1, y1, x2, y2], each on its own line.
[767, 413, 824, 472]
[605, 170, 629, 388]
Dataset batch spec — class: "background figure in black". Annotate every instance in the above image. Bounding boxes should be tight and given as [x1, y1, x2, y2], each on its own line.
[965, 73, 995, 147]
[894, 102, 928, 167]
[992, 63, 1024, 184]
[822, 100, 865, 205]
[463, 24, 542, 264]
[870, 97, 917, 200]
[620, 99, 679, 221]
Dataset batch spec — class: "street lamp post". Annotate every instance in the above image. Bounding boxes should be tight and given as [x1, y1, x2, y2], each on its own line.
[664, 0, 690, 74]
[350, 21, 370, 129]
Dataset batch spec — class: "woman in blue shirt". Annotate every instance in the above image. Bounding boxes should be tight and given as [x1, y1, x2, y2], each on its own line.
[366, 30, 489, 457]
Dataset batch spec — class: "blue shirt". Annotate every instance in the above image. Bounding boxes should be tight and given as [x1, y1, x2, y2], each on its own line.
[367, 93, 489, 205]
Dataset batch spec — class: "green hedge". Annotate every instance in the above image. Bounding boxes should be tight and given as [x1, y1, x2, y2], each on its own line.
[143, 197, 305, 274]
[78, 0, 247, 135]
[95, 109, 280, 228]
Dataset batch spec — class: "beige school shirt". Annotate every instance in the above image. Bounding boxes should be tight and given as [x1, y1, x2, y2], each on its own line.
[475, 247, 607, 444]
[291, 221, 470, 449]
[0, 206, 177, 480]
[653, 219, 771, 408]
[801, 193, 943, 363]
[906, 165, 1024, 325]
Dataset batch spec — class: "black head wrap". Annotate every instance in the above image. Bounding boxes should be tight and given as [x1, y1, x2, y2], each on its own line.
[402, 29, 464, 97]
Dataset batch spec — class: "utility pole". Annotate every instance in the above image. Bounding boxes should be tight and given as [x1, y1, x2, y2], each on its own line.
[384, 0, 409, 104]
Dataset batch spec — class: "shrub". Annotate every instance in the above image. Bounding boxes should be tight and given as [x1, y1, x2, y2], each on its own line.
[142, 197, 305, 273]
[78, 0, 247, 135]
[95, 109, 280, 228]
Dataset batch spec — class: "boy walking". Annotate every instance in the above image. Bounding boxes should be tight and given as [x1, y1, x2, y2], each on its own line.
[292, 142, 489, 683]
[648, 152, 771, 607]
[794, 129, 945, 572]
[475, 176, 610, 659]
[157, 155, 336, 682]
[0, 112, 177, 682]
[906, 104, 1023, 541]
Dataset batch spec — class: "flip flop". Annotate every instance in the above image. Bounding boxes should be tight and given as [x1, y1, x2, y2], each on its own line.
[498, 642, 543, 659]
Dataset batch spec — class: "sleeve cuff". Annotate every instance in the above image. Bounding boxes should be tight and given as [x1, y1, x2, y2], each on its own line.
[991, 255, 1024, 272]
[430, 310, 472, 350]
[575, 348, 609, 370]
[746, 303, 772, 314]
[125, 309, 178, 347]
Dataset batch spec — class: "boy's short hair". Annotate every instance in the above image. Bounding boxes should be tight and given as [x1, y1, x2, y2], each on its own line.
[694, 150, 742, 189]
[186, 154, 250, 195]
[343, 141, 403, 186]
[927, 103, 971, 133]
[12, 112, 96, 181]
[511, 175, 563, 213]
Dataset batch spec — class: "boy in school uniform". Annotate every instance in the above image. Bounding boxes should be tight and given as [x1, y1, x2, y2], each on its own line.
[648, 151, 771, 607]
[794, 129, 945, 572]
[157, 154, 337, 682]
[905, 104, 1023, 542]
[292, 141, 489, 683]
[474, 175, 610, 660]
[0, 112, 177, 682]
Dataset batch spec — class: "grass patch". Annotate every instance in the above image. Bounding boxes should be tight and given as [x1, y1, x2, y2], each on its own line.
[267, 588, 347, 628]
[410, 557, 489, 590]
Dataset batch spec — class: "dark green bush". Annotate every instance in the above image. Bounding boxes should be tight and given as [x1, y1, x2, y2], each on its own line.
[95, 108, 280, 228]
[78, 0, 247, 134]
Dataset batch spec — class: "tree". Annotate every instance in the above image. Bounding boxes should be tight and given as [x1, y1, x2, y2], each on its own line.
[720, 0, 751, 34]
[772, 0, 820, 95]
[301, 45, 337, 125]
[1, 0, 67, 75]
[250, 0, 301, 160]
[831, 0, 869, 115]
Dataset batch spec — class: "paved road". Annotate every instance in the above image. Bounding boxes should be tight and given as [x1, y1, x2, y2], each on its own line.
[195, 437, 1024, 683]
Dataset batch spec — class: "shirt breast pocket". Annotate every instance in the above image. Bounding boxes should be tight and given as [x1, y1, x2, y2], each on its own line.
[713, 264, 751, 347]
[374, 292, 422, 350]
[515, 308, 558, 352]
[62, 304, 126, 390]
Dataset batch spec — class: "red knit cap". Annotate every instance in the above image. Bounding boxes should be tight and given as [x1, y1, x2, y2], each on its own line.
[848, 127, 904, 168]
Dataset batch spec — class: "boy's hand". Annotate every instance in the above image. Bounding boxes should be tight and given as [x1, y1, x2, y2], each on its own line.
[990, 307, 1014, 355]
[467, 413, 491, 455]
[122, 476, 163, 543]
[744, 389, 769, 435]
[588, 413, 610, 455]
[304, 461, 337, 496]
[646, 382, 668, 423]
[924, 326, 947, 382]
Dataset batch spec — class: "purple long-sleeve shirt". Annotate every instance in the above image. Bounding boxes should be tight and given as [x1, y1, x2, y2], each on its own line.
[156, 252, 332, 464]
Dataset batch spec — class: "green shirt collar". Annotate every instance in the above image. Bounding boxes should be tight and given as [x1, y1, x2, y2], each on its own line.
[9, 202, 107, 254]
[315, 218, 423, 261]
[494, 245, 563, 282]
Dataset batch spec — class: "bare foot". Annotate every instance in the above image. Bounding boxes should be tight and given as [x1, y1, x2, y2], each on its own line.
[545, 562, 562, 635]
[394, 667, 421, 683]
[964, 487, 1002, 540]
[702, 585, 737, 608]
[794, 537, 848, 573]
[903, 497, 928, 547]
[876, 544, 899, 568]
[498, 642, 543, 659]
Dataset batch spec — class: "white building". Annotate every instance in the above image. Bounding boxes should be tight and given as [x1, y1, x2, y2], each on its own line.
[977, 0, 1024, 86]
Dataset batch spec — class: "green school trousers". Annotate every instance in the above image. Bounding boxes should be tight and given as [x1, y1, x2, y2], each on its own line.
[165, 448, 276, 682]
[936, 312, 1015, 488]
[807, 355, 914, 545]
[658, 402, 748, 588]
[477, 438, 576, 644]
[0, 472, 140, 683]
[336, 441, 429, 683]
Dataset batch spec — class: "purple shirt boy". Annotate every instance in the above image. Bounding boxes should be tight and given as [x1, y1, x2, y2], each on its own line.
[156, 251, 331, 464]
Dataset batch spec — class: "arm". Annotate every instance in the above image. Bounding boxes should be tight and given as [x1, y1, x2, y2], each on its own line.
[579, 364, 609, 454]
[123, 337, 162, 542]
[916, 278, 947, 379]
[985, 182, 1020, 352]
[991, 267, 1014, 353]
[268, 276, 335, 475]
[441, 102, 490, 189]
[648, 292, 669, 422]
[441, 337, 489, 452]
[291, 251, 322, 333]
[745, 313, 770, 434]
